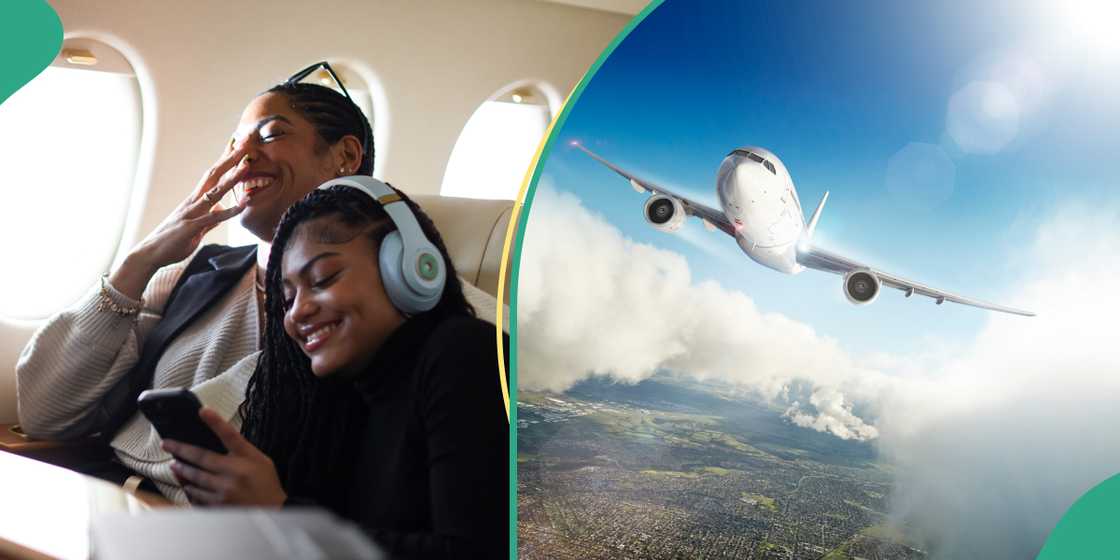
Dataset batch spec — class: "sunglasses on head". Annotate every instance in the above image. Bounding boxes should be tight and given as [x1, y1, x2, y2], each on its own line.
[283, 61, 370, 160]
[285, 61, 354, 104]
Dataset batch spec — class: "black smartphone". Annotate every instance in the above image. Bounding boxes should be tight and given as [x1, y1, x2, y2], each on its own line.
[137, 388, 227, 460]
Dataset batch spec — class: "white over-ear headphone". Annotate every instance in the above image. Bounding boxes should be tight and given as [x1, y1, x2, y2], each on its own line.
[316, 176, 446, 314]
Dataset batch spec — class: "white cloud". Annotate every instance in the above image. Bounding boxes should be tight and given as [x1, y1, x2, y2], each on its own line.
[784, 385, 880, 440]
[875, 202, 1120, 558]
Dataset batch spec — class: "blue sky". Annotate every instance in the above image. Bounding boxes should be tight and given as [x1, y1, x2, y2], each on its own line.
[534, 0, 1120, 359]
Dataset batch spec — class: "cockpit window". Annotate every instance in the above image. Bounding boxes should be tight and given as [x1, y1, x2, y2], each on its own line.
[730, 149, 761, 161]
[730, 149, 776, 174]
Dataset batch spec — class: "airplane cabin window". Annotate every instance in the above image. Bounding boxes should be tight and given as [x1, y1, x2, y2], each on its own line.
[227, 61, 376, 247]
[440, 82, 558, 201]
[0, 42, 142, 321]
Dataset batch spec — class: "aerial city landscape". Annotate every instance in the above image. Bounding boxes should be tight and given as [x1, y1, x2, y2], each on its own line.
[518, 376, 925, 560]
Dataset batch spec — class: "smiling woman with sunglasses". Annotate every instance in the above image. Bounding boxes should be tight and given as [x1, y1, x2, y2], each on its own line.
[14, 62, 503, 506]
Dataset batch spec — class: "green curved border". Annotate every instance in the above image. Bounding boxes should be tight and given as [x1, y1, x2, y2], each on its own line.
[1037, 473, 1120, 559]
[508, 1, 666, 557]
[0, 1, 62, 107]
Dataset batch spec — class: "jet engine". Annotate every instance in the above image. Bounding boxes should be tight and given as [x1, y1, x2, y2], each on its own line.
[843, 269, 880, 305]
[643, 195, 685, 232]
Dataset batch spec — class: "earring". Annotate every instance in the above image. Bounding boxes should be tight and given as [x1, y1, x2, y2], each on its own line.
[338, 167, 347, 176]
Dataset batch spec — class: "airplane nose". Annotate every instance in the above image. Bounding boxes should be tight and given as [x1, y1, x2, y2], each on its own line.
[731, 164, 766, 199]
[718, 154, 767, 205]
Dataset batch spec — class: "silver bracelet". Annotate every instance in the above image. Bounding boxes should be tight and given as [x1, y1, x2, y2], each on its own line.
[96, 276, 142, 317]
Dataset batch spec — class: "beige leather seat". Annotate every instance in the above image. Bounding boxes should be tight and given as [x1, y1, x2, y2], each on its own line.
[413, 195, 515, 303]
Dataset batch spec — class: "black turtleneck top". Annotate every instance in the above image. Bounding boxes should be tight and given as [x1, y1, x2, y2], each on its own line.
[287, 313, 509, 559]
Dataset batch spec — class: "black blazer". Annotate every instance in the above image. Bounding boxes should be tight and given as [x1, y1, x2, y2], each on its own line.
[97, 244, 256, 441]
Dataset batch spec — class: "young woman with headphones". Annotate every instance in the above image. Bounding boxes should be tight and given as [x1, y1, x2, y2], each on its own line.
[160, 179, 509, 559]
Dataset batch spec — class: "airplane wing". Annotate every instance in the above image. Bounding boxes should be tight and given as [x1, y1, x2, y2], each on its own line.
[574, 143, 735, 236]
[797, 244, 1036, 316]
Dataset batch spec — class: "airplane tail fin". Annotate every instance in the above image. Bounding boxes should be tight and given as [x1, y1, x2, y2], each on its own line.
[805, 191, 829, 242]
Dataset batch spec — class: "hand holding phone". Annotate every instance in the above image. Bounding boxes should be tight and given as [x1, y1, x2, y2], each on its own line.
[137, 389, 227, 463]
[147, 400, 288, 507]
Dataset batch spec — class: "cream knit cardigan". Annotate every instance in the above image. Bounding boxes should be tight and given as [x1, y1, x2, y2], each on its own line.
[16, 250, 504, 505]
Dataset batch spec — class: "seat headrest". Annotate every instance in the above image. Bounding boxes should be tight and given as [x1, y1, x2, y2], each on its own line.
[411, 195, 515, 302]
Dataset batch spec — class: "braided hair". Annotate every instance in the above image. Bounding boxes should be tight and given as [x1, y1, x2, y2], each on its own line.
[240, 185, 473, 507]
[264, 81, 375, 176]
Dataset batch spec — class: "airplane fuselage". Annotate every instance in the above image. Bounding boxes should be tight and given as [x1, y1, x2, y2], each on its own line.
[716, 147, 805, 274]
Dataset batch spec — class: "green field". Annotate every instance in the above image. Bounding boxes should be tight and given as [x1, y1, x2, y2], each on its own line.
[822, 544, 851, 560]
[740, 492, 778, 512]
[640, 469, 700, 479]
[862, 523, 907, 542]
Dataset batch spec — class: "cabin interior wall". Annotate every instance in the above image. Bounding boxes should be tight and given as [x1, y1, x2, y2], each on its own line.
[0, 0, 628, 424]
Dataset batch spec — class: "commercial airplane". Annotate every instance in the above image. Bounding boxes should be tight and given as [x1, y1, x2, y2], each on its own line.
[574, 143, 1034, 316]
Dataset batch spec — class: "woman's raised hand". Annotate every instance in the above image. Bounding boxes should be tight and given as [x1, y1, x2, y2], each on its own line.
[136, 147, 251, 269]
[162, 407, 288, 507]
[109, 147, 251, 300]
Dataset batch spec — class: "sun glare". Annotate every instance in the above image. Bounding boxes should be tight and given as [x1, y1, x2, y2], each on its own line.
[1052, 0, 1120, 56]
